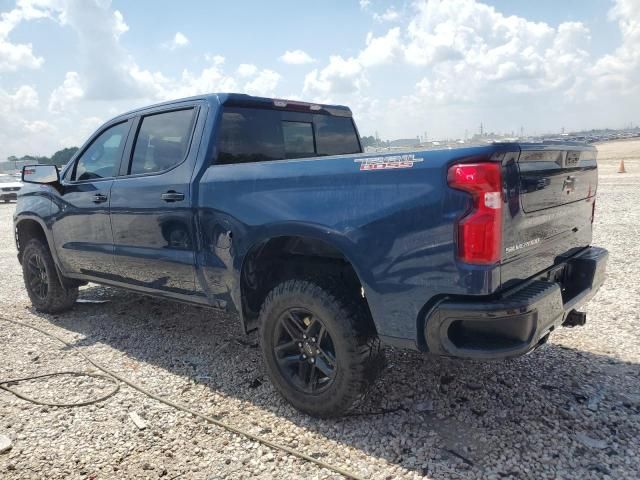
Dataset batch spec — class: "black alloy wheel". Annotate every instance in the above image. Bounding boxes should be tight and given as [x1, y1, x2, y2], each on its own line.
[273, 308, 337, 394]
[26, 251, 49, 300]
[21, 238, 78, 313]
[259, 279, 383, 418]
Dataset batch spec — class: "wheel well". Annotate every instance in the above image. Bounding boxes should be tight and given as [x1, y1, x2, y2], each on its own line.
[240, 236, 375, 333]
[16, 219, 48, 262]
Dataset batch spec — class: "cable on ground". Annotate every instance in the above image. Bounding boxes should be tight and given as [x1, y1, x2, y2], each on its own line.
[0, 316, 364, 480]
[0, 371, 119, 407]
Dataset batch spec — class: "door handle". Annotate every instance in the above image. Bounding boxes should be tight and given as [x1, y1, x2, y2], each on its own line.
[161, 191, 185, 202]
[92, 193, 108, 203]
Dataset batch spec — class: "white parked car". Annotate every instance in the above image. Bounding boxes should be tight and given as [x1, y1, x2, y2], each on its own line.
[0, 174, 23, 202]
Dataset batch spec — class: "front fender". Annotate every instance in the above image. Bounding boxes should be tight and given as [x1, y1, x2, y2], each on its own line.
[14, 187, 60, 268]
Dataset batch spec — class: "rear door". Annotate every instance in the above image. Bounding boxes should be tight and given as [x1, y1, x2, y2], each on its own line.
[501, 144, 597, 285]
[52, 120, 131, 278]
[109, 104, 202, 295]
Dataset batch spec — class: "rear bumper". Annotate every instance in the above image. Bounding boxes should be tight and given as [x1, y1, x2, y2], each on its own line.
[423, 246, 608, 360]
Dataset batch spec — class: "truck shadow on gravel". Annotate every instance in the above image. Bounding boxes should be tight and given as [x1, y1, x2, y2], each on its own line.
[37, 285, 639, 479]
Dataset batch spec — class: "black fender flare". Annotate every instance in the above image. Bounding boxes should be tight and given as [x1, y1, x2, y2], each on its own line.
[14, 214, 69, 289]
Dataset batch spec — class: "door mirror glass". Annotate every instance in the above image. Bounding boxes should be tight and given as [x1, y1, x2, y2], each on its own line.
[22, 164, 59, 184]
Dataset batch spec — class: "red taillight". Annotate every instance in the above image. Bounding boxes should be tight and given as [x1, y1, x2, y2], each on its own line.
[447, 162, 503, 264]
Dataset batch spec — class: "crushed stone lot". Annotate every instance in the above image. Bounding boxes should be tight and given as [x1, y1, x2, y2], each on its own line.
[1, 140, 639, 479]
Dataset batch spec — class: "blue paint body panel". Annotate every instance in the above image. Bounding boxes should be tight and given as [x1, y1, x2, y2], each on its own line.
[13, 93, 603, 352]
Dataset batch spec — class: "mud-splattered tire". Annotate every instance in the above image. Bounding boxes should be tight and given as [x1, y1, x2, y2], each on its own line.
[259, 278, 382, 418]
[22, 238, 78, 313]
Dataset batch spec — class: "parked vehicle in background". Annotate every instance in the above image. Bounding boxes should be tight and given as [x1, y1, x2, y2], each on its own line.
[14, 93, 608, 417]
[0, 174, 22, 202]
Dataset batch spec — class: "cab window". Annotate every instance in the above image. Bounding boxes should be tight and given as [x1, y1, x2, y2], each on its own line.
[215, 106, 361, 165]
[129, 108, 196, 175]
[73, 122, 129, 181]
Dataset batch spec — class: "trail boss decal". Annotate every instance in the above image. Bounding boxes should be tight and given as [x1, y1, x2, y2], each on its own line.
[355, 154, 423, 171]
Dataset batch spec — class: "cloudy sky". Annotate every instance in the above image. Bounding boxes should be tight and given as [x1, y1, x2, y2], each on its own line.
[0, 0, 639, 160]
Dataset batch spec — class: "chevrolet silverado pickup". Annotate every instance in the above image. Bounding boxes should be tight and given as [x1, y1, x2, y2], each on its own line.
[14, 93, 607, 417]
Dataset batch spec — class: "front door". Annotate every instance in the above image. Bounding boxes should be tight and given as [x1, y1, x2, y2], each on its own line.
[52, 120, 131, 278]
[109, 107, 200, 295]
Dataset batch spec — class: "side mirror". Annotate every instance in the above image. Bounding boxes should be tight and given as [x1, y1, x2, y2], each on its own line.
[22, 164, 59, 184]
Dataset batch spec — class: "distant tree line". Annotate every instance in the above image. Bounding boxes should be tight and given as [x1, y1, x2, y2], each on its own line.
[1, 147, 79, 172]
[360, 135, 391, 148]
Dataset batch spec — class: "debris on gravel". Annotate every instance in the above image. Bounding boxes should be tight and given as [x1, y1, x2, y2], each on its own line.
[0, 435, 12, 454]
[575, 432, 608, 450]
[128, 411, 147, 430]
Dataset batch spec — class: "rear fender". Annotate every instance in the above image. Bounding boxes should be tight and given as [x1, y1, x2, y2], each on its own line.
[235, 223, 373, 331]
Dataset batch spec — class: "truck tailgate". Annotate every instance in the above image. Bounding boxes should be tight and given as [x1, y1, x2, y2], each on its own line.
[500, 143, 597, 286]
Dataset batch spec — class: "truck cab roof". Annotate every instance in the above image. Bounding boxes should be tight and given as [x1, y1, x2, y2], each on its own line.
[113, 93, 353, 123]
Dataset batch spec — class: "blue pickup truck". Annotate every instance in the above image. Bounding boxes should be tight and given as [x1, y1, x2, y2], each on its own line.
[15, 93, 607, 417]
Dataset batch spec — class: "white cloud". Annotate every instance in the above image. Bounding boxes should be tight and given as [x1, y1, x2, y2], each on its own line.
[359, 28, 401, 67]
[303, 55, 366, 97]
[129, 61, 238, 101]
[590, 0, 640, 96]
[0, 0, 50, 71]
[341, 0, 602, 139]
[3, 0, 640, 161]
[23, 119, 54, 134]
[60, 115, 103, 146]
[0, 84, 39, 113]
[167, 31, 189, 50]
[0, 39, 44, 71]
[48, 71, 84, 112]
[0, 84, 61, 161]
[244, 69, 281, 96]
[300, 27, 399, 99]
[279, 49, 315, 65]
[52, 0, 143, 101]
[237, 63, 257, 77]
[205, 53, 225, 65]
[373, 7, 400, 23]
[397, 0, 594, 105]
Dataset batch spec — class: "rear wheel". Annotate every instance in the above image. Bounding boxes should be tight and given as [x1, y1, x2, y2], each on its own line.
[259, 279, 382, 418]
[22, 239, 78, 313]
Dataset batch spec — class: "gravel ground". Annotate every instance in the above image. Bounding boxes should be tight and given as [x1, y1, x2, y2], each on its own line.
[1, 140, 639, 479]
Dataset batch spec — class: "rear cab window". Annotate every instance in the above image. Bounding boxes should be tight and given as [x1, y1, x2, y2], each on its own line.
[315, 115, 361, 156]
[215, 106, 361, 165]
[129, 108, 196, 175]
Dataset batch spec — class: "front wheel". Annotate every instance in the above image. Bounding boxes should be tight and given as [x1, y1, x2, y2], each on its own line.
[259, 279, 382, 418]
[22, 239, 78, 313]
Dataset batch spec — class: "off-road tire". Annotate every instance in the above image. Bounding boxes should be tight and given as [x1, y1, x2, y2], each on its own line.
[259, 278, 382, 418]
[22, 238, 78, 313]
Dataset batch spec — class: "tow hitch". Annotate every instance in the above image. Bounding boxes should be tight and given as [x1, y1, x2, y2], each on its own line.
[563, 309, 587, 327]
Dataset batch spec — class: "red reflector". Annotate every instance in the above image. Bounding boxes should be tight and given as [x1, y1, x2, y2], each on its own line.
[448, 163, 503, 264]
